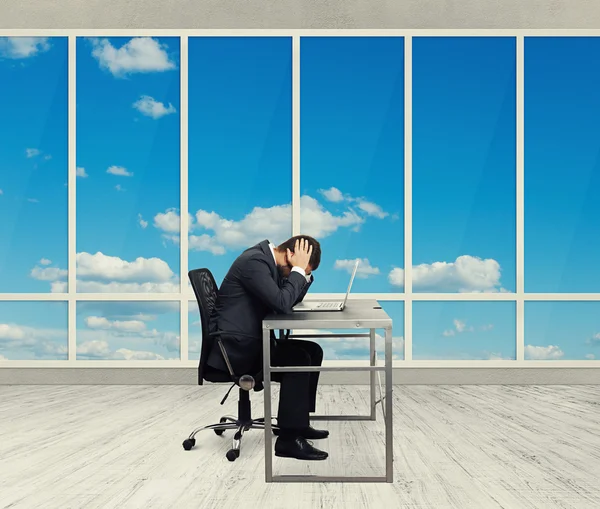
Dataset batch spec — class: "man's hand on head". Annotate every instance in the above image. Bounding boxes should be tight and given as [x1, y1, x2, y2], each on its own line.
[286, 238, 313, 273]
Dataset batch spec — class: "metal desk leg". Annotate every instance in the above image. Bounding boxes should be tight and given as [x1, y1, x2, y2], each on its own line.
[385, 325, 394, 483]
[370, 328, 377, 421]
[263, 327, 273, 483]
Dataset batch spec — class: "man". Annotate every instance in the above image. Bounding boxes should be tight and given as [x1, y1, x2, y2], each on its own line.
[207, 236, 328, 461]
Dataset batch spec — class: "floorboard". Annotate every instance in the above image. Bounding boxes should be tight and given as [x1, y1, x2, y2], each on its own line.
[1, 384, 599, 508]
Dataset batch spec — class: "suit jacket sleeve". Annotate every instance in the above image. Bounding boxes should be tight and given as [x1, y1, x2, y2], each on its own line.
[293, 274, 313, 305]
[240, 257, 308, 314]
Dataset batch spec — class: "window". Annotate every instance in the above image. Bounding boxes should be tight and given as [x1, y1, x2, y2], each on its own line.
[76, 37, 181, 293]
[188, 37, 292, 287]
[290, 301, 404, 361]
[0, 302, 68, 360]
[525, 37, 600, 292]
[299, 37, 404, 293]
[412, 37, 516, 293]
[412, 301, 516, 360]
[0, 37, 68, 293]
[76, 301, 180, 360]
[524, 302, 600, 361]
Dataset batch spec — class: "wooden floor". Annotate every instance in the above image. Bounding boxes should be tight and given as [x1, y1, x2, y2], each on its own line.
[1, 385, 599, 509]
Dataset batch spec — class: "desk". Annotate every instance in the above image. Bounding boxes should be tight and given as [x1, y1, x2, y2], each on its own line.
[262, 299, 393, 483]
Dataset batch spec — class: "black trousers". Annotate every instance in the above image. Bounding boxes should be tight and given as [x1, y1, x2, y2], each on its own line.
[269, 339, 323, 430]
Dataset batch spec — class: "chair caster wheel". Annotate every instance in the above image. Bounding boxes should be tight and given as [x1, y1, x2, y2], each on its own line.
[226, 449, 240, 462]
[182, 438, 195, 451]
[215, 417, 228, 436]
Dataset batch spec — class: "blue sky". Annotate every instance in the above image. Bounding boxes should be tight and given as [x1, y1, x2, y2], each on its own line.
[524, 37, 600, 292]
[188, 37, 292, 285]
[413, 301, 516, 360]
[1, 36, 599, 362]
[0, 37, 68, 293]
[299, 37, 404, 293]
[76, 301, 180, 360]
[413, 37, 516, 294]
[76, 37, 181, 294]
[524, 302, 600, 360]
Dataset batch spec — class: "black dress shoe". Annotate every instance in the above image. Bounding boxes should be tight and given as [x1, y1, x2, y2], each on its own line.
[274, 436, 328, 461]
[302, 426, 329, 440]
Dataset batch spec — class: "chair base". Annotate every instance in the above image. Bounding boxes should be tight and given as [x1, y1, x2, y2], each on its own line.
[183, 415, 280, 461]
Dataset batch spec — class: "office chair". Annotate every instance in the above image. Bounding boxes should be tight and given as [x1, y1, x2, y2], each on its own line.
[182, 268, 279, 461]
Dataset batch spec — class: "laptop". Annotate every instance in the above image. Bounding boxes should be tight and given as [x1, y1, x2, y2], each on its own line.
[292, 259, 359, 312]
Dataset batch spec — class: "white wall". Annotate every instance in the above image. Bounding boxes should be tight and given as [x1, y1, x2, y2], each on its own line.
[1, 0, 599, 384]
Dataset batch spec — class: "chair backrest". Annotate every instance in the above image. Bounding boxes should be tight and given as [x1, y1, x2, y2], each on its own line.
[189, 268, 220, 385]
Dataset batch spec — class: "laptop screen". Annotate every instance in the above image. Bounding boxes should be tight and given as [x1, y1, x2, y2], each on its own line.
[342, 259, 360, 307]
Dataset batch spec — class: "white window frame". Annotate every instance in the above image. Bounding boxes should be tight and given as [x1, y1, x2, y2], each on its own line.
[0, 29, 598, 368]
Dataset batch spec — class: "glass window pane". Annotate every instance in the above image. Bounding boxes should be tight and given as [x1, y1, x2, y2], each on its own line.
[288, 301, 404, 361]
[300, 37, 404, 293]
[188, 300, 202, 360]
[525, 37, 600, 292]
[0, 37, 68, 292]
[413, 301, 516, 360]
[413, 37, 516, 293]
[525, 301, 600, 361]
[188, 37, 292, 286]
[76, 37, 180, 293]
[0, 301, 67, 360]
[76, 301, 180, 360]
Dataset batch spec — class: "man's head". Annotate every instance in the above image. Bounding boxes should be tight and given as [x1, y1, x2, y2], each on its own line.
[274, 235, 321, 278]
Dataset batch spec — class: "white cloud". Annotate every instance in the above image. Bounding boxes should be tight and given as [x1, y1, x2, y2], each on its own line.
[301, 195, 364, 238]
[30, 266, 68, 282]
[586, 354, 596, 360]
[76, 340, 167, 360]
[319, 187, 344, 203]
[138, 214, 148, 229]
[85, 316, 146, 333]
[0, 189, 3, 195]
[27, 198, 39, 203]
[0, 323, 67, 359]
[76, 167, 88, 178]
[153, 208, 180, 233]
[25, 148, 40, 158]
[293, 329, 404, 361]
[525, 345, 565, 360]
[39, 258, 52, 265]
[355, 199, 388, 219]
[34, 252, 179, 293]
[0, 37, 50, 59]
[0, 323, 26, 341]
[334, 258, 380, 279]
[443, 318, 485, 337]
[77, 340, 112, 358]
[592, 333, 600, 343]
[389, 255, 507, 293]
[107, 166, 133, 177]
[133, 95, 176, 119]
[115, 348, 166, 360]
[155, 190, 387, 256]
[184, 195, 365, 254]
[90, 37, 176, 77]
[115, 184, 125, 192]
[76, 252, 176, 283]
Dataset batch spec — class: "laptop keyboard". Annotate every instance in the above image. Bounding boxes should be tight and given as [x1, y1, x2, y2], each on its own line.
[318, 302, 340, 309]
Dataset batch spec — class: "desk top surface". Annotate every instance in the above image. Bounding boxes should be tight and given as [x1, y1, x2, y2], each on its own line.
[263, 299, 392, 330]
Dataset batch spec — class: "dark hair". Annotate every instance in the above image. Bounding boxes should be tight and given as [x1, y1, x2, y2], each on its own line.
[277, 235, 321, 271]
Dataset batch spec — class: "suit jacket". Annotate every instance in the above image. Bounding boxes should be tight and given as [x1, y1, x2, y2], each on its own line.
[207, 239, 313, 375]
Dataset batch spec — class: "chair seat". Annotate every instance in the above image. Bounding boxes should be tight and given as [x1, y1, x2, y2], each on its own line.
[203, 366, 233, 383]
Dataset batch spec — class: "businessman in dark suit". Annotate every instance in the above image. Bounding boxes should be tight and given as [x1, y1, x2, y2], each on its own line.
[207, 236, 328, 461]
